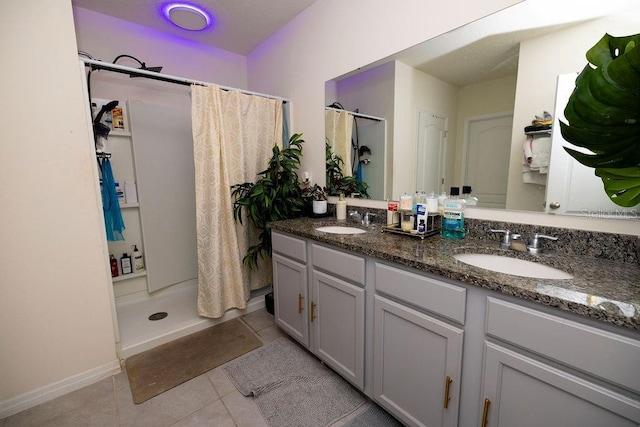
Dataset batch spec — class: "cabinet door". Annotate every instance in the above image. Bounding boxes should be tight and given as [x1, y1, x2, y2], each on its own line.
[373, 295, 463, 427]
[272, 253, 309, 347]
[311, 270, 365, 389]
[480, 342, 640, 427]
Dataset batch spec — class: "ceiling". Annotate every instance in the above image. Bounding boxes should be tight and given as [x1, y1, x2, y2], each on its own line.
[71, 0, 318, 55]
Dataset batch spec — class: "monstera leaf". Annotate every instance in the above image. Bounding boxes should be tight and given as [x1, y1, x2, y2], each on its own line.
[560, 33, 640, 207]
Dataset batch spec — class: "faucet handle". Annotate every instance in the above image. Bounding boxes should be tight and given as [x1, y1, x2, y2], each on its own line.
[490, 229, 513, 249]
[528, 233, 558, 254]
[363, 212, 377, 226]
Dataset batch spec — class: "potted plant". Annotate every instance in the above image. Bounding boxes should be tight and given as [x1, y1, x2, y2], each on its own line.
[325, 141, 371, 198]
[231, 133, 309, 268]
[309, 184, 328, 214]
[560, 32, 640, 207]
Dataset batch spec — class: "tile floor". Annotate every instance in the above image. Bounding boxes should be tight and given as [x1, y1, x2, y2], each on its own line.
[1, 308, 379, 427]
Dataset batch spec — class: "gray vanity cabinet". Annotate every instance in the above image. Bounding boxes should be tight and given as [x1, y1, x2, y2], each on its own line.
[479, 298, 640, 427]
[373, 263, 465, 427]
[272, 232, 366, 390]
[272, 233, 309, 346]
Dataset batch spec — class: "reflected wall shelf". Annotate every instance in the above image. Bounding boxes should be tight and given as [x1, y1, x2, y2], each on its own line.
[112, 270, 147, 283]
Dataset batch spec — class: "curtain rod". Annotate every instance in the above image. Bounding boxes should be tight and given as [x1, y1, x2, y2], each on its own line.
[81, 58, 289, 104]
[325, 106, 384, 122]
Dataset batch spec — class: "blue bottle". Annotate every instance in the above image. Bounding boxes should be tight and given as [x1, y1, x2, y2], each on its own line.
[441, 187, 466, 240]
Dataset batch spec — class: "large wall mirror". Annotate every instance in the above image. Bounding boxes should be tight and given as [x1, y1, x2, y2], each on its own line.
[325, 0, 639, 219]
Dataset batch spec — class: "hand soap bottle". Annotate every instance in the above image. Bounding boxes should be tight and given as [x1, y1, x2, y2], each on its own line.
[441, 187, 466, 240]
[336, 193, 347, 221]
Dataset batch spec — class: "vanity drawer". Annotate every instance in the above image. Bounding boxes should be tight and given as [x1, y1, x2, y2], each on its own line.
[486, 297, 640, 394]
[312, 244, 365, 286]
[272, 232, 307, 263]
[375, 262, 466, 324]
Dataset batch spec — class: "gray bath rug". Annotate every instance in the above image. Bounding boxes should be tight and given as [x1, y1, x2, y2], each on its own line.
[223, 337, 365, 427]
[344, 403, 404, 427]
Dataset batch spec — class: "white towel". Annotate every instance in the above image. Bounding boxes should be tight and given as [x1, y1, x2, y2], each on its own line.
[529, 136, 551, 173]
[523, 137, 533, 165]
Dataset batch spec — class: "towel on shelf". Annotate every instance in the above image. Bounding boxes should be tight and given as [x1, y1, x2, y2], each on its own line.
[529, 136, 551, 173]
[521, 136, 551, 185]
[101, 158, 125, 241]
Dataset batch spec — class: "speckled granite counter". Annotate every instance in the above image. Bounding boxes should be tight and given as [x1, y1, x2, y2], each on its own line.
[270, 217, 640, 332]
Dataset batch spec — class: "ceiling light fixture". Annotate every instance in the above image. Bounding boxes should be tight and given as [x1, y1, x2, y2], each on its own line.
[163, 3, 212, 31]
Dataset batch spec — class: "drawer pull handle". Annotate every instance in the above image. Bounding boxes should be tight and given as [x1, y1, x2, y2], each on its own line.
[310, 301, 317, 322]
[481, 398, 491, 427]
[298, 294, 304, 314]
[443, 376, 452, 409]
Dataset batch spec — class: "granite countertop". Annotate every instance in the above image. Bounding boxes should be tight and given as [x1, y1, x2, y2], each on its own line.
[270, 217, 640, 332]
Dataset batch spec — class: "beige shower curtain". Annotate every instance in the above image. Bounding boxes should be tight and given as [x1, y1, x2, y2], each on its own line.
[191, 85, 283, 318]
[325, 109, 353, 177]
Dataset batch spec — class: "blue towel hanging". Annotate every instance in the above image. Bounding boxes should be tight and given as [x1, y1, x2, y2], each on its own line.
[101, 158, 125, 241]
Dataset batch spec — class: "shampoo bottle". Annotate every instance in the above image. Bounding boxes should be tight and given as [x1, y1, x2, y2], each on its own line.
[441, 187, 466, 240]
[120, 253, 132, 275]
[132, 245, 144, 272]
[336, 193, 347, 221]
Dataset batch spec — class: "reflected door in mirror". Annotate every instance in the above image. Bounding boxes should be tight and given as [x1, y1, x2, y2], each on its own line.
[416, 111, 446, 193]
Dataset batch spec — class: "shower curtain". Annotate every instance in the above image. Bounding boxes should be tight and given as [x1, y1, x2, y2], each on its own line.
[325, 109, 353, 177]
[191, 85, 283, 319]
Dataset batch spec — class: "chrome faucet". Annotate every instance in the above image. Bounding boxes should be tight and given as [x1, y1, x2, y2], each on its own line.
[349, 210, 362, 223]
[362, 212, 376, 227]
[527, 233, 558, 254]
[490, 229, 520, 250]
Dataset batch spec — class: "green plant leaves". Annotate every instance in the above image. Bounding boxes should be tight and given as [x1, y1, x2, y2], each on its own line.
[560, 33, 640, 207]
[231, 133, 309, 268]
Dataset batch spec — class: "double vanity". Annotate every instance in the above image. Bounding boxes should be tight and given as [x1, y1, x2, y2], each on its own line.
[270, 217, 640, 427]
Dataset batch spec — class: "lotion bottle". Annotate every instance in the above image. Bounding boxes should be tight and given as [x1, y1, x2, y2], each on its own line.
[336, 193, 347, 221]
[132, 245, 144, 272]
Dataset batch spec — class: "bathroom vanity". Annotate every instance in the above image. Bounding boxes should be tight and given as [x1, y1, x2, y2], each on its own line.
[270, 217, 640, 427]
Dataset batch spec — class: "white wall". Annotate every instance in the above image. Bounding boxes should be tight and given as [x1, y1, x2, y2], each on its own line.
[454, 74, 517, 186]
[0, 0, 118, 410]
[246, 0, 521, 192]
[506, 4, 640, 211]
[394, 62, 460, 197]
[73, 7, 249, 109]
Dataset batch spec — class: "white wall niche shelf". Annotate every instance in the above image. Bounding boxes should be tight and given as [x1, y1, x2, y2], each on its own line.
[112, 270, 147, 283]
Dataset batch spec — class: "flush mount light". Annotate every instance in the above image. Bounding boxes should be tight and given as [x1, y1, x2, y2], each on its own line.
[163, 3, 212, 31]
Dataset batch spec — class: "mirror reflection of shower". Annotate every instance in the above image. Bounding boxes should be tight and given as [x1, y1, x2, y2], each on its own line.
[326, 102, 387, 200]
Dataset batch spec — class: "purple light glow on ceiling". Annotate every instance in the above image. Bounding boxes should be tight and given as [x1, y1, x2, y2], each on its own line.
[161, 2, 213, 31]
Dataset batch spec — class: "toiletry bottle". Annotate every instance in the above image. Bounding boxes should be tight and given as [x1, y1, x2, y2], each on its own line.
[426, 191, 438, 213]
[110, 254, 119, 277]
[387, 200, 399, 225]
[120, 253, 132, 275]
[462, 185, 478, 206]
[437, 191, 448, 215]
[336, 193, 347, 221]
[441, 187, 466, 240]
[418, 219, 426, 234]
[132, 245, 144, 272]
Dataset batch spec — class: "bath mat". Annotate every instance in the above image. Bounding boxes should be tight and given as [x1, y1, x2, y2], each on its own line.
[344, 403, 403, 427]
[126, 318, 262, 404]
[224, 337, 365, 427]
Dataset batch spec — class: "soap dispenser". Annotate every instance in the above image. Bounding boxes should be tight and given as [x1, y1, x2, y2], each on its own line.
[336, 193, 347, 221]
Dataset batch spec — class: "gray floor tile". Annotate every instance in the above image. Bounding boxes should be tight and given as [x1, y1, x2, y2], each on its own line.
[221, 390, 268, 427]
[115, 369, 218, 427]
[257, 324, 287, 344]
[4, 376, 116, 427]
[241, 308, 275, 333]
[171, 399, 235, 427]
[206, 367, 237, 398]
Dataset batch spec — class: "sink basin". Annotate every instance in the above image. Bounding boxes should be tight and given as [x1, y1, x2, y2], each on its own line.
[315, 226, 366, 235]
[453, 253, 573, 280]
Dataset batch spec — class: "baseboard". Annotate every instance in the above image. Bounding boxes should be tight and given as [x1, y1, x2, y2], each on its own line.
[0, 360, 121, 420]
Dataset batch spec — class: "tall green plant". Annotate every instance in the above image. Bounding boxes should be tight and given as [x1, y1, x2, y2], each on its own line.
[560, 33, 640, 207]
[231, 133, 308, 268]
[325, 141, 370, 198]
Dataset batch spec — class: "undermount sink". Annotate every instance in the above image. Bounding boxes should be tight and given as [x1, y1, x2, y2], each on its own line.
[453, 253, 573, 280]
[315, 226, 367, 235]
